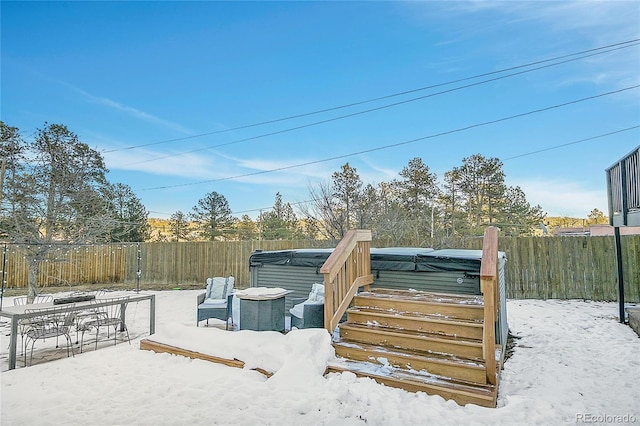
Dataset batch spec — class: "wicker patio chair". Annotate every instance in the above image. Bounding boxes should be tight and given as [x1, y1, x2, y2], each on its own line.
[197, 277, 235, 329]
[289, 283, 325, 329]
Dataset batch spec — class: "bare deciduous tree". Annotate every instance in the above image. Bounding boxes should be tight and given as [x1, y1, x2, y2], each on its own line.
[301, 180, 345, 241]
[1, 122, 120, 299]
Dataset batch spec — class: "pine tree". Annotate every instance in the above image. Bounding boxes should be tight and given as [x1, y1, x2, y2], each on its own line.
[104, 183, 150, 242]
[331, 163, 362, 235]
[169, 210, 191, 241]
[190, 191, 233, 241]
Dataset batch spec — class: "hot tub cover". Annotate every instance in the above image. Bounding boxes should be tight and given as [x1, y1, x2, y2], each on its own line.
[249, 247, 506, 273]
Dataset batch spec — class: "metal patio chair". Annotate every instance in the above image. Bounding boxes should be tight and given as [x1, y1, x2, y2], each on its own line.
[12, 294, 54, 355]
[76, 296, 131, 351]
[23, 305, 76, 367]
[13, 296, 27, 306]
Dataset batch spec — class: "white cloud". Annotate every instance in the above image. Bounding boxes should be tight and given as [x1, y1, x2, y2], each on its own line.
[408, 1, 640, 88]
[219, 153, 336, 184]
[357, 157, 401, 185]
[442, 1, 639, 39]
[104, 149, 216, 180]
[104, 146, 337, 189]
[59, 81, 194, 135]
[514, 178, 608, 218]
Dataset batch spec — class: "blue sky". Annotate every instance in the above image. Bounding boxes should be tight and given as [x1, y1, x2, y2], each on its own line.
[2, 1, 639, 220]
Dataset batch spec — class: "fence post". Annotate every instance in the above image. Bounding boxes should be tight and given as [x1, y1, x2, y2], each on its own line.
[136, 243, 142, 293]
[0, 244, 7, 310]
[614, 227, 625, 323]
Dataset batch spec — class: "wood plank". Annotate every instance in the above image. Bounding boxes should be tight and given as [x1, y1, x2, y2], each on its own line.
[346, 307, 484, 340]
[339, 324, 484, 359]
[325, 363, 496, 407]
[366, 288, 484, 304]
[353, 294, 484, 321]
[320, 230, 371, 277]
[481, 277, 497, 385]
[333, 340, 487, 384]
[139, 339, 273, 377]
[479, 227, 498, 385]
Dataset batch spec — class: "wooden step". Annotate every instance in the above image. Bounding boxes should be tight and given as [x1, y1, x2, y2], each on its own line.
[347, 306, 484, 340]
[339, 323, 484, 359]
[333, 339, 487, 384]
[354, 289, 484, 321]
[326, 359, 497, 407]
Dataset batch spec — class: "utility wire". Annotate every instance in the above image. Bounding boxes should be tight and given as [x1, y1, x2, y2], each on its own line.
[232, 199, 313, 215]
[147, 126, 639, 218]
[125, 42, 640, 166]
[148, 124, 639, 218]
[236, 125, 639, 213]
[137, 84, 640, 191]
[105, 38, 640, 153]
[502, 126, 640, 161]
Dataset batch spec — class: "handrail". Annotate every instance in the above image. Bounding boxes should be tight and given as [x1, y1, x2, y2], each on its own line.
[320, 229, 373, 333]
[480, 226, 499, 385]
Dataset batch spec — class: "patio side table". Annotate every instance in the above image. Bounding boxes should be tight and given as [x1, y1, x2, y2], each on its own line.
[236, 288, 291, 332]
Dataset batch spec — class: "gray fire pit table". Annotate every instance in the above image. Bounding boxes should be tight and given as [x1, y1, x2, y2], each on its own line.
[235, 288, 291, 332]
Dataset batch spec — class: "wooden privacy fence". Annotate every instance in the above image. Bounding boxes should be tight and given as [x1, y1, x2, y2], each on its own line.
[463, 235, 640, 302]
[1, 236, 639, 302]
[2, 244, 133, 289]
[1, 240, 333, 290]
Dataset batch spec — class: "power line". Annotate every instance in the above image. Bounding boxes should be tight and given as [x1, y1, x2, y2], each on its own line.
[232, 124, 640, 212]
[502, 126, 640, 161]
[242, 124, 638, 212]
[149, 125, 639, 218]
[232, 199, 313, 215]
[104, 38, 640, 154]
[124, 42, 640, 166]
[137, 84, 640, 191]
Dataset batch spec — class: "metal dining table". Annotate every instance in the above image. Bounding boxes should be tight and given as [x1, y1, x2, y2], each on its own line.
[0, 292, 155, 370]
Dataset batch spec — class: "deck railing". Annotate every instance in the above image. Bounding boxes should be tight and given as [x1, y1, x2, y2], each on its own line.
[606, 146, 640, 226]
[480, 226, 499, 385]
[320, 230, 374, 333]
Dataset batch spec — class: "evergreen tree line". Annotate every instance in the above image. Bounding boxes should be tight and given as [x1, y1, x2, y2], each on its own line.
[162, 157, 549, 246]
[0, 121, 590, 251]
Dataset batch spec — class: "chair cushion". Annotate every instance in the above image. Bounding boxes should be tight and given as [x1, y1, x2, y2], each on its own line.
[205, 277, 235, 300]
[200, 298, 228, 307]
[289, 302, 305, 319]
[289, 299, 323, 319]
[290, 283, 325, 319]
[307, 283, 325, 304]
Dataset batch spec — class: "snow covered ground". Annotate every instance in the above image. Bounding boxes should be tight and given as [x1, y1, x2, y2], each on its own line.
[1, 290, 638, 425]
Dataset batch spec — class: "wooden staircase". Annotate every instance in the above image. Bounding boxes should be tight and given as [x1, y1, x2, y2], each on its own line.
[320, 227, 502, 407]
[326, 288, 501, 407]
